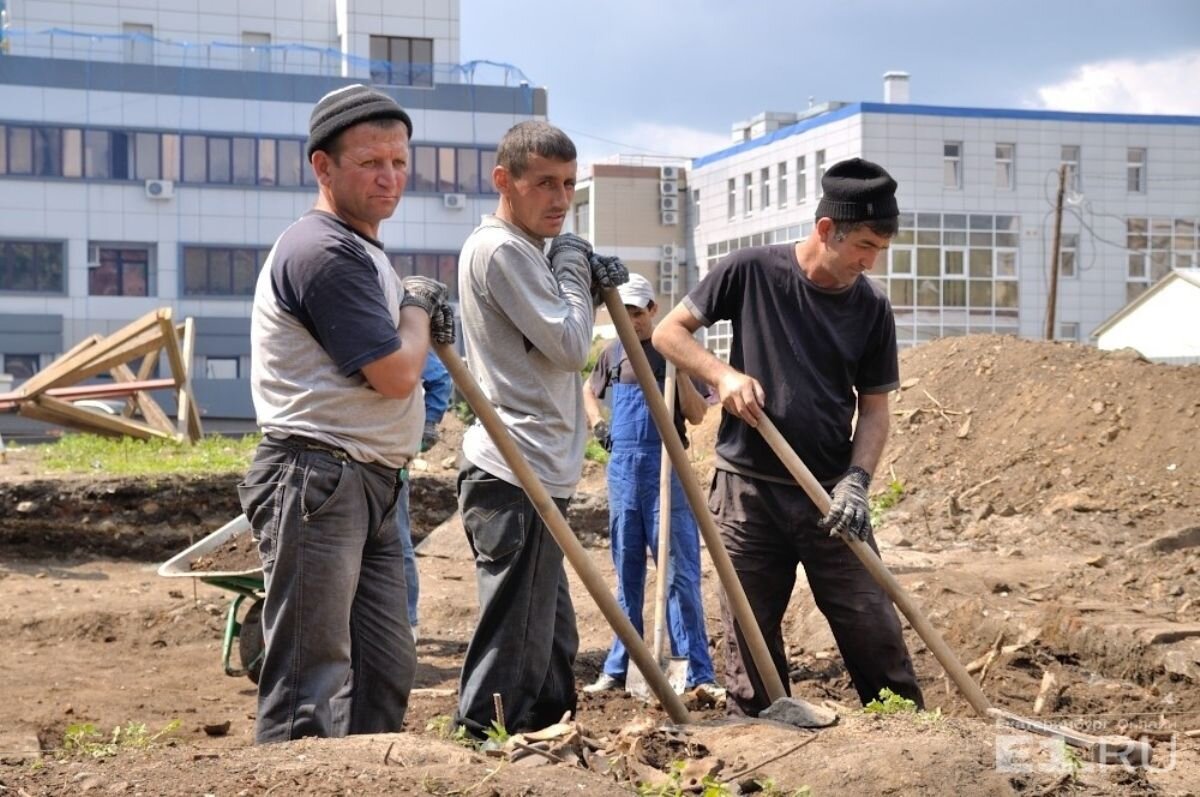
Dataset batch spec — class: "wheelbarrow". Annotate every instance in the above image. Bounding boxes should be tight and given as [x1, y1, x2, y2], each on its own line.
[157, 514, 265, 684]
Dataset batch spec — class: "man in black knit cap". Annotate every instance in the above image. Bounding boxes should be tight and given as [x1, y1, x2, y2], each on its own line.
[653, 157, 924, 716]
[241, 83, 454, 742]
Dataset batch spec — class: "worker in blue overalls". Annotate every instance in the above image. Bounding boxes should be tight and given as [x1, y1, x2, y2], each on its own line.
[582, 273, 717, 693]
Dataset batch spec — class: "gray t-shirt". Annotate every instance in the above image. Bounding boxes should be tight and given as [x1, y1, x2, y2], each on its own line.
[250, 210, 424, 468]
[459, 215, 594, 498]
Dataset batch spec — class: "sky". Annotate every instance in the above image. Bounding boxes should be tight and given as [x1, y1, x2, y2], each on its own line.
[461, 0, 1200, 167]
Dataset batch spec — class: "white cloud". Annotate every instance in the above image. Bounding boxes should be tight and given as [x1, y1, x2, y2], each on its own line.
[1032, 50, 1200, 115]
[570, 121, 731, 171]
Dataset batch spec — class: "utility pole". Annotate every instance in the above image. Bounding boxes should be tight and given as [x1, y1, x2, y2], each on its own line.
[1045, 164, 1067, 340]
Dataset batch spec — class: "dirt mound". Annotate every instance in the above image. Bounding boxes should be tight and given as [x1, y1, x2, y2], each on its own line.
[884, 335, 1200, 525]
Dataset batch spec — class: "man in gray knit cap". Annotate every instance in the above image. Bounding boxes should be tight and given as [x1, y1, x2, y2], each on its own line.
[653, 157, 924, 718]
[241, 84, 454, 742]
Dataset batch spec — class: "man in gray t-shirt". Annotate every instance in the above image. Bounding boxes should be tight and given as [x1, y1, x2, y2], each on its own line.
[454, 121, 625, 737]
[241, 85, 453, 743]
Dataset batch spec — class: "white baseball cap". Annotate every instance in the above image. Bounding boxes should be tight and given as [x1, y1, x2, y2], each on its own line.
[617, 273, 655, 309]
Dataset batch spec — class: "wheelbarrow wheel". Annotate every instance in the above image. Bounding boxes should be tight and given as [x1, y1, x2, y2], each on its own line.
[238, 599, 265, 685]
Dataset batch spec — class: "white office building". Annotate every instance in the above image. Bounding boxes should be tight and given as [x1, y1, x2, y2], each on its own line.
[0, 0, 544, 417]
[687, 73, 1200, 358]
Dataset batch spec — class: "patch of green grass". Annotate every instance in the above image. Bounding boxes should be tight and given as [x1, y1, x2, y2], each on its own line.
[61, 719, 180, 759]
[863, 687, 918, 715]
[452, 399, 475, 425]
[425, 714, 476, 748]
[869, 476, 905, 527]
[39, 433, 260, 476]
[585, 438, 610, 465]
[483, 718, 510, 746]
[636, 761, 731, 797]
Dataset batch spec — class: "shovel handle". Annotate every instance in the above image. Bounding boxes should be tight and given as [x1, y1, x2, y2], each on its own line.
[434, 343, 691, 725]
[603, 288, 787, 703]
[652, 363, 676, 665]
[753, 415, 993, 718]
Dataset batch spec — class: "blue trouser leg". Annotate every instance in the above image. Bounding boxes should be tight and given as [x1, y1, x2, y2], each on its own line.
[238, 439, 415, 743]
[395, 481, 419, 629]
[601, 447, 648, 680]
[657, 469, 715, 686]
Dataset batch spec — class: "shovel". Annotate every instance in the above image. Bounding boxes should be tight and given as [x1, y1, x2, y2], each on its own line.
[753, 413, 1152, 765]
[627, 362, 690, 700]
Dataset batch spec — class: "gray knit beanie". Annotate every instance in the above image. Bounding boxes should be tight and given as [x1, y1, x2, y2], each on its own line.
[307, 84, 414, 159]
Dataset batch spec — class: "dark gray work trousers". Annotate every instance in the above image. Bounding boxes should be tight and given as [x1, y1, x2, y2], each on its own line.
[238, 435, 415, 743]
[709, 469, 924, 716]
[454, 463, 578, 737]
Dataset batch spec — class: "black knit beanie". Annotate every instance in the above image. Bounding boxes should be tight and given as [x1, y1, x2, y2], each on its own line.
[815, 158, 899, 222]
[307, 84, 414, 159]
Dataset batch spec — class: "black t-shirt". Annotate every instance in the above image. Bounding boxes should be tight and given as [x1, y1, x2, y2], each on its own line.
[683, 244, 898, 485]
[589, 338, 710, 447]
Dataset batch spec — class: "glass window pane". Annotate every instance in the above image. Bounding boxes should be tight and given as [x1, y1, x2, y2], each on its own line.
[943, 214, 967, 229]
[183, 247, 207, 295]
[182, 135, 206, 182]
[1150, 251, 1170, 280]
[390, 253, 415, 277]
[232, 137, 255, 184]
[969, 280, 992, 308]
[969, 249, 992, 277]
[161, 133, 180, 181]
[208, 249, 232, 294]
[944, 279, 966, 307]
[898, 212, 914, 229]
[917, 248, 939, 276]
[888, 278, 913, 306]
[277, 139, 301, 187]
[83, 130, 111, 178]
[411, 146, 435, 191]
[893, 229, 914, 245]
[917, 278, 940, 307]
[917, 213, 940, 229]
[3, 243, 35, 291]
[944, 231, 966, 246]
[970, 231, 992, 247]
[1126, 282, 1146, 303]
[36, 242, 64, 292]
[995, 232, 1018, 247]
[89, 254, 119, 295]
[437, 147, 455, 192]
[0, 125, 6, 174]
[995, 281, 1018, 308]
[33, 128, 62, 176]
[8, 127, 33, 174]
[1151, 219, 1172, 250]
[891, 249, 912, 274]
[479, 150, 497, 193]
[257, 139, 276, 186]
[996, 250, 1017, 278]
[121, 254, 148, 296]
[1127, 253, 1146, 279]
[208, 138, 231, 183]
[455, 148, 478, 193]
[134, 132, 159, 180]
[412, 38, 433, 87]
[110, 132, 131, 179]
[232, 249, 258, 294]
[944, 250, 964, 275]
[416, 253, 438, 279]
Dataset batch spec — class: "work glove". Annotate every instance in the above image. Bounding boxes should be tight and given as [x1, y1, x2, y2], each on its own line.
[818, 466, 872, 541]
[547, 232, 593, 263]
[589, 253, 629, 292]
[430, 301, 456, 346]
[400, 276, 449, 318]
[420, 420, 439, 453]
[592, 419, 609, 442]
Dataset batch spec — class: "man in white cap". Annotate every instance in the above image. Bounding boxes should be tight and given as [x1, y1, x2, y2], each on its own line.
[582, 273, 717, 693]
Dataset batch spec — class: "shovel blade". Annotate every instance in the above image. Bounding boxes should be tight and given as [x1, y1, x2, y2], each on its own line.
[627, 656, 688, 702]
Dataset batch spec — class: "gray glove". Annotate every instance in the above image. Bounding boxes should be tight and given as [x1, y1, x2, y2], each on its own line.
[592, 419, 609, 443]
[589, 253, 628, 291]
[420, 420, 439, 453]
[547, 232, 593, 262]
[431, 301, 456, 346]
[818, 466, 872, 540]
[400, 275, 449, 317]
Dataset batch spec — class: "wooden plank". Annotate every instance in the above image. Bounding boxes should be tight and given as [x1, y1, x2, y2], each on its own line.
[109, 364, 176, 435]
[160, 315, 202, 443]
[123, 348, 162, 417]
[1, 378, 177, 413]
[13, 333, 102, 400]
[19, 310, 167, 396]
[61, 328, 169, 385]
[32, 395, 179, 441]
[179, 317, 203, 442]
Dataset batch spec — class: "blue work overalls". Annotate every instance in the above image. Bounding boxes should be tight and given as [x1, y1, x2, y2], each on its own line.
[600, 343, 715, 687]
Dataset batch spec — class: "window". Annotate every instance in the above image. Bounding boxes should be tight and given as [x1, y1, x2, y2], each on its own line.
[205, 357, 240, 379]
[743, 172, 753, 215]
[368, 35, 434, 87]
[3, 354, 40, 381]
[182, 135, 206, 183]
[277, 139, 302, 187]
[182, 246, 266, 296]
[134, 132, 159, 180]
[208, 137, 231, 183]
[436, 146, 456, 192]
[1059, 233, 1078, 278]
[479, 150, 498, 193]
[388, 251, 459, 301]
[241, 32, 271, 72]
[89, 246, 151, 296]
[1061, 145, 1080, 192]
[257, 139, 276, 186]
[777, 162, 788, 209]
[1127, 148, 1146, 193]
[944, 142, 962, 189]
[0, 240, 65, 293]
[727, 178, 736, 220]
[796, 155, 807, 203]
[123, 23, 154, 65]
[7, 126, 32, 174]
[574, 202, 590, 238]
[410, 145, 436, 191]
[691, 188, 701, 227]
[995, 143, 1014, 190]
[760, 166, 770, 209]
[1125, 216, 1199, 299]
[232, 137, 256, 185]
[814, 150, 825, 197]
[456, 147, 479, 194]
[63, 129, 83, 177]
[1057, 322, 1079, 341]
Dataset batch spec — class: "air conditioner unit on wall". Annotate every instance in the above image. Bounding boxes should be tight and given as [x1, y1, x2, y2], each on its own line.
[660, 243, 678, 260]
[144, 179, 174, 199]
[660, 165, 680, 181]
[659, 274, 677, 295]
[660, 210, 679, 226]
[443, 193, 467, 209]
[660, 196, 679, 212]
[660, 180, 678, 196]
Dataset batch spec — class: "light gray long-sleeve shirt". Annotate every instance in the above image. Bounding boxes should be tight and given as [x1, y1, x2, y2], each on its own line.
[459, 215, 594, 498]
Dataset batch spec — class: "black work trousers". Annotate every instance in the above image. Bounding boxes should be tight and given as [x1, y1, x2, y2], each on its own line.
[708, 469, 924, 716]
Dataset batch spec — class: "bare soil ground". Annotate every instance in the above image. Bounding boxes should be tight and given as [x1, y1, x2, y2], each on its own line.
[2, 335, 1199, 795]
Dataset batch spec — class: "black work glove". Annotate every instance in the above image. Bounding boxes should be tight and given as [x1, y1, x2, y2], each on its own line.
[547, 232, 593, 262]
[818, 466, 872, 541]
[420, 420, 439, 453]
[592, 419, 609, 443]
[431, 301, 456, 346]
[400, 275, 449, 318]
[588, 253, 629, 292]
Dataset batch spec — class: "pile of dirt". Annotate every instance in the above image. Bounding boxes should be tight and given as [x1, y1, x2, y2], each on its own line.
[189, 534, 259, 573]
